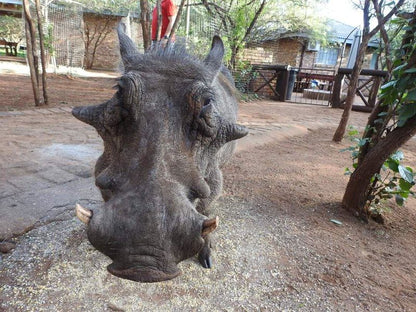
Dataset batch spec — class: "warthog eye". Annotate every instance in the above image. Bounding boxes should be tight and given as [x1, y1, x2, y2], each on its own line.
[203, 98, 211, 107]
[187, 189, 198, 202]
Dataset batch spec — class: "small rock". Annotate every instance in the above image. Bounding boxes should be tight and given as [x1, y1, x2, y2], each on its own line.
[0, 241, 16, 253]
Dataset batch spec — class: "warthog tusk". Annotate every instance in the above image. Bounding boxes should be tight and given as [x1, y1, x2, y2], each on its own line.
[202, 216, 219, 237]
[75, 203, 92, 224]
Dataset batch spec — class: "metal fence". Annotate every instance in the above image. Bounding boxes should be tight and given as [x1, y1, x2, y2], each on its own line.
[48, 4, 85, 68]
[287, 67, 336, 106]
[239, 65, 336, 106]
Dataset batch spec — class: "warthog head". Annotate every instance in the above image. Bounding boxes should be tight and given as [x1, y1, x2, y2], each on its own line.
[72, 24, 247, 282]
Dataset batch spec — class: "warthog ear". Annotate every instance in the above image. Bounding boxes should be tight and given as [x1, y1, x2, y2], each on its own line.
[204, 36, 224, 82]
[117, 23, 140, 67]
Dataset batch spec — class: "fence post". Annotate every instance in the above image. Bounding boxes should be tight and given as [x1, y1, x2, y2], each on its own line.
[330, 72, 343, 107]
[276, 68, 289, 102]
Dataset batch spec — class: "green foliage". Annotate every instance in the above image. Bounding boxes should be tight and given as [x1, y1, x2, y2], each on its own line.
[0, 46, 25, 58]
[262, 0, 329, 45]
[340, 6, 416, 221]
[377, 16, 416, 130]
[369, 151, 415, 210]
[194, 0, 327, 68]
[233, 60, 258, 94]
[343, 127, 415, 213]
[43, 23, 55, 55]
[0, 15, 24, 42]
[341, 126, 369, 172]
[183, 35, 213, 59]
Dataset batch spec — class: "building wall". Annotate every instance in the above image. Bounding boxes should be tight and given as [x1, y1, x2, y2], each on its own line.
[243, 39, 304, 66]
[241, 39, 311, 97]
[82, 13, 142, 70]
[300, 50, 315, 68]
[84, 14, 143, 70]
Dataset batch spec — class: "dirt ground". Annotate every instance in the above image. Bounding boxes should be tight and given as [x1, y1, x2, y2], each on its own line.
[0, 66, 117, 111]
[1, 69, 416, 311]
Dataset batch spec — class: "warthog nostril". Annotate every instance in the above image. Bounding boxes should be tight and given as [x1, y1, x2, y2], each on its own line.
[95, 172, 116, 190]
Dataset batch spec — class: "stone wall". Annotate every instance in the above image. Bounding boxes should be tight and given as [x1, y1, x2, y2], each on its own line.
[241, 39, 315, 98]
[243, 39, 307, 67]
[83, 13, 142, 70]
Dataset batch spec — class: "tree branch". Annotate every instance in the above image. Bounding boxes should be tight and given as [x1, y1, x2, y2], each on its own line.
[368, 0, 405, 38]
[242, 0, 266, 43]
[168, 0, 186, 43]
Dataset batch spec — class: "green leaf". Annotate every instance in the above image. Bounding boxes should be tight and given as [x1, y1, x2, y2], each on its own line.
[396, 76, 411, 92]
[398, 104, 416, 127]
[340, 146, 356, 152]
[386, 159, 399, 172]
[399, 178, 413, 191]
[347, 128, 359, 137]
[404, 68, 416, 74]
[391, 150, 404, 161]
[394, 59, 403, 68]
[398, 165, 414, 183]
[406, 89, 416, 102]
[380, 80, 396, 90]
[393, 63, 407, 73]
[358, 138, 369, 147]
[374, 118, 384, 124]
[374, 173, 382, 181]
[395, 194, 404, 206]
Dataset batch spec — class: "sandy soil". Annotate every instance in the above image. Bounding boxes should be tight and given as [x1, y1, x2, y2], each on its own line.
[0, 68, 415, 311]
[0, 62, 117, 111]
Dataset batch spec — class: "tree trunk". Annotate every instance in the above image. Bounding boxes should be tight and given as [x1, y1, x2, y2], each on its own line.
[168, 0, 186, 41]
[139, 0, 152, 50]
[23, 0, 41, 106]
[367, 76, 382, 107]
[298, 41, 307, 68]
[230, 44, 239, 70]
[35, 0, 48, 105]
[342, 0, 410, 221]
[356, 101, 385, 165]
[343, 116, 416, 221]
[156, 0, 162, 41]
[332, 38, 369, 142]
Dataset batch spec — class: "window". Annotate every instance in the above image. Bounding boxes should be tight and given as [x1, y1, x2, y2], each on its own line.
[315, 47, 340, 66]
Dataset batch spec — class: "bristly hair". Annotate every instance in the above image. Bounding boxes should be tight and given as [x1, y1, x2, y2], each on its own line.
[119, 39, 237, 96]
[119, 40, 204, 80]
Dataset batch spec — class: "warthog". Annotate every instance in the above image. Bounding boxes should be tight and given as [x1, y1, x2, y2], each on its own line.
[72, 24, 248, 282]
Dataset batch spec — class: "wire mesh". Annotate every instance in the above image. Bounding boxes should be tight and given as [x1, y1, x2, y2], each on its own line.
[48, 4, 84, 68]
